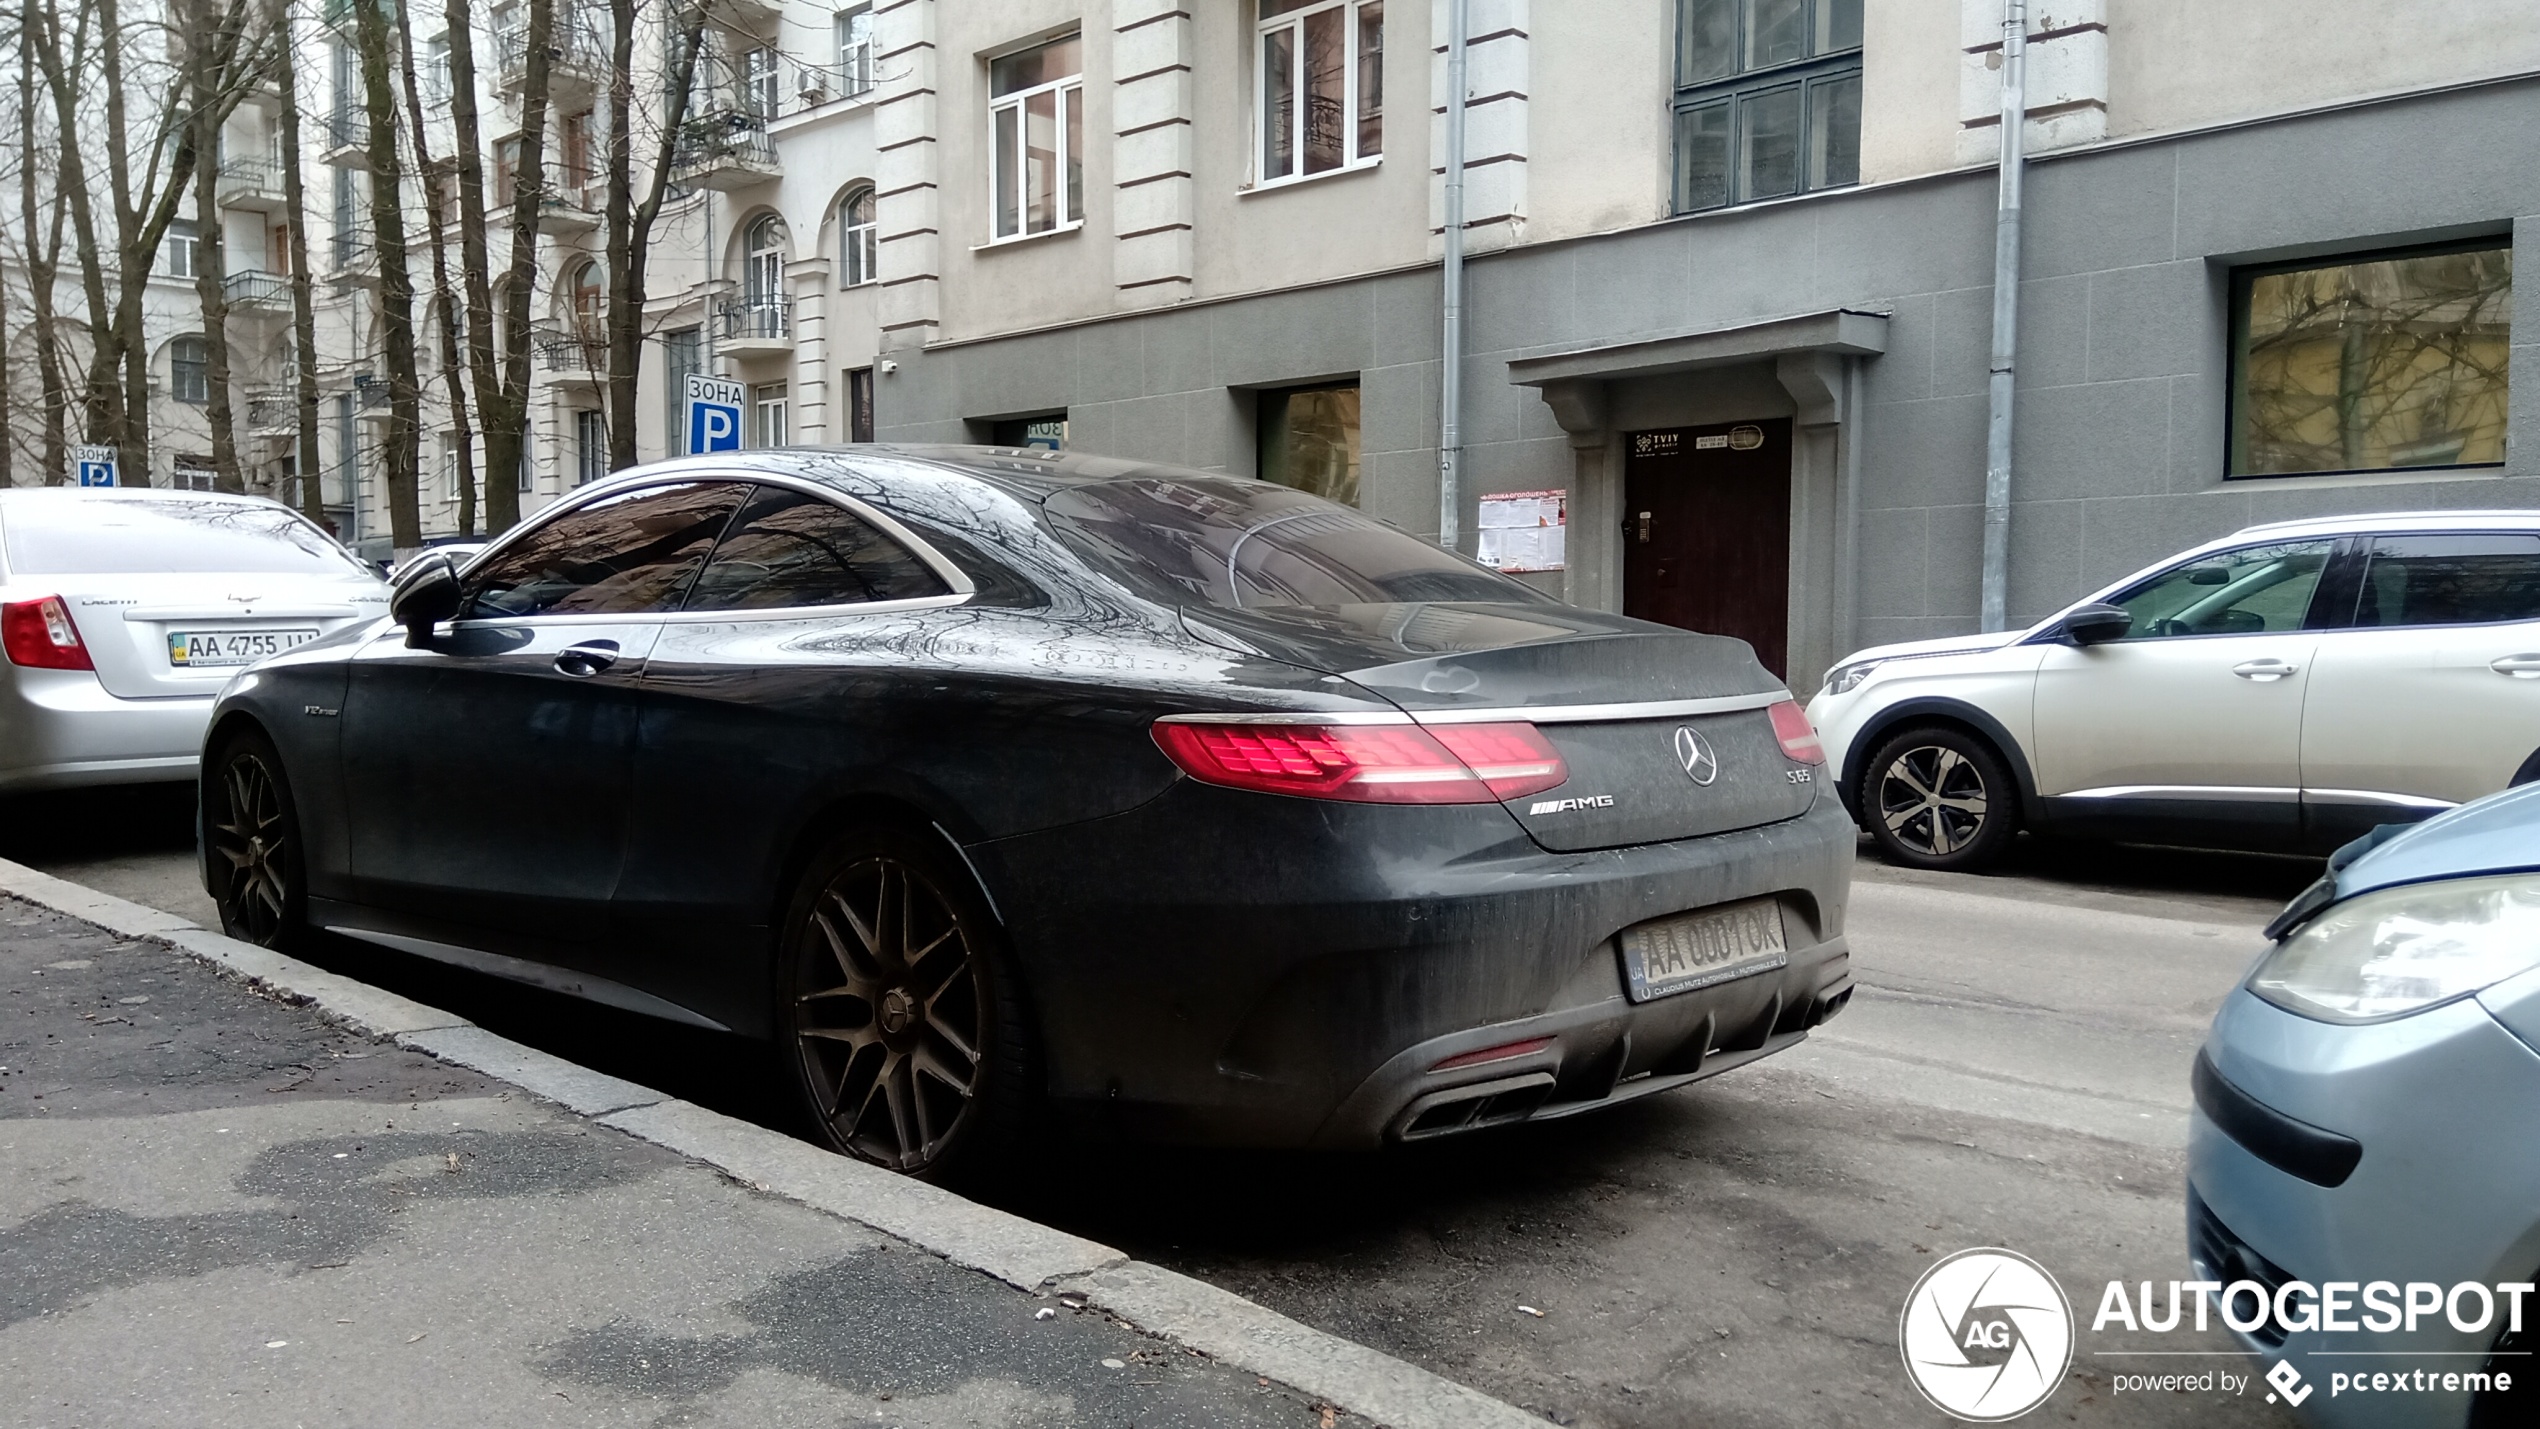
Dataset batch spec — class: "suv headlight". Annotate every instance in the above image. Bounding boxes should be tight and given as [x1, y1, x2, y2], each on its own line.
[2249, 873, 2540, 1023]
[1823, 658, 1883, 696]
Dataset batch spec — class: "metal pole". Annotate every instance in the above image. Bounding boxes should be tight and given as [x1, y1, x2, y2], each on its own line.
[1437, 0, 1467, 553]
[1978, 0, 2026, 633]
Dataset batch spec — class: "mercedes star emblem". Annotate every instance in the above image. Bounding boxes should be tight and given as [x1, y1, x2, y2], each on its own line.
[1674, 726, 1719, 786]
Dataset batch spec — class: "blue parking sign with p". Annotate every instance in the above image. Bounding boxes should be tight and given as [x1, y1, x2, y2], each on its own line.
[685, 375, 744, 454]
[72, 444, 116, 487]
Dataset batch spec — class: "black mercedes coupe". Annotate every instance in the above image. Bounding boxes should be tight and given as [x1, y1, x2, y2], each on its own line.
[200, 447, 1853, 1178]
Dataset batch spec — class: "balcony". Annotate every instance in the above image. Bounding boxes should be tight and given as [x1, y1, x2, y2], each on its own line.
[221, 269, 291, 312]
[669, 110, 780, 191]
[325, 237, 377, 289]
[536, 325, 606, 385]
[319, 109, 371, 169]
[540, 178, 602, 235]
[353, 377, 393, 421]
[685, 0, 779, 38]
[716, 296, 792, 356]
[494, 12, 609, 106]
[216, 158, 289, 212]
[244, 387, 298, 438]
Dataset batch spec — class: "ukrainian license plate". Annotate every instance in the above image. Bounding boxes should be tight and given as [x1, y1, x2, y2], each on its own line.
[166, 627, 319, 668]
[1619, 897, 1788, 1002]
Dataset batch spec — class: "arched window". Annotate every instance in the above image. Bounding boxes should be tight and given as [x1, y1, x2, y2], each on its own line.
[839, 186, 877, 288]
[567, 259, 605, 342]
[745, 215, 787, 307]
[170, 335, 209, 404]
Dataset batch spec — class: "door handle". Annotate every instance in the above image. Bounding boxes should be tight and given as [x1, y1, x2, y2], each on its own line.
[2231, 658, 2299, 681]
[553, 640, 620, 678]
[2492, 654, 2540, 679]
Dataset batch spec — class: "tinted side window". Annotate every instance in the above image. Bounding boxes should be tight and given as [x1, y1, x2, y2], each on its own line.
[682, 485, 949, 612]
[2106, 539, 2334, 640]
[2355, 534, 2540, 627]
[461, 482, 747, 619]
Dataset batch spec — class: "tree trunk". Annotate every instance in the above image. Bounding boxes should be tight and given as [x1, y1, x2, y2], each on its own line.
[351, 0, 422, 554]
[276, 6, 326, 525]
[187, 0, 244, 494]
[28, 0, 126, 479]
[605, 0, 705, 471]
[485, 0, 557, 532]
[17, 19, 66, 484]
[395, 0, 478, 538]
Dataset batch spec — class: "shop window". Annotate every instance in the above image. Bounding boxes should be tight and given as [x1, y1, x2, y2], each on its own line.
[1258, 382, 1360, 505]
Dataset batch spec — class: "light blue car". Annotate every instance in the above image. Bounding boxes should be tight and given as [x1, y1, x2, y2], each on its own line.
[2190, 783, 2540, 1427]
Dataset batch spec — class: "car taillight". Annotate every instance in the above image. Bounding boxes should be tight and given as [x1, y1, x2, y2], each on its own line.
[1151, 719, 1567, 805]
[1768, 699, 1824, 765]
[1, 596, 93, 671]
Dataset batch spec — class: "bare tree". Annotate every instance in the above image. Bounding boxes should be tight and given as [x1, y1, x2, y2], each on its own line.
[446, 0, 555, 535]
[603, 0, 704, 471]
[274, 0, 324, 522]
[349, 0, 421, 552]
[18, 0, 69, 484]
[181, 0, 278, 494]
[394, 0, 479, 536]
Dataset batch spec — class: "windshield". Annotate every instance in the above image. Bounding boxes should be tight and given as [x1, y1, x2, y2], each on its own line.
[1041, 475, 1551, 610]
[2, 496, 371, 577]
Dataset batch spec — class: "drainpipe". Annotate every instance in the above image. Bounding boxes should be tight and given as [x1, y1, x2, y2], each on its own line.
[1437, 0, 1467, 553]
[1978, 0, 2026, 633]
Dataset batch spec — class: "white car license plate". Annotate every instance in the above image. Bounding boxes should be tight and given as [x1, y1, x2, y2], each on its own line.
[166, 627, 319, 668]
[1619, 897, 1788, 1002]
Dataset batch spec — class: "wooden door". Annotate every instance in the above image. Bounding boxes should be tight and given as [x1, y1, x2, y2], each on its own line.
[1623, 420, 1793, 677]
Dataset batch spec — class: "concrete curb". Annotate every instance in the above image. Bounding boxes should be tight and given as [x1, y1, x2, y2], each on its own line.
[0, 857, 1543, 1429]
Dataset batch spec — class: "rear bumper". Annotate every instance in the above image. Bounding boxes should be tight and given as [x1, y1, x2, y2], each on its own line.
[967, 783, 1855, 1149]
[0, 667, 210, 791]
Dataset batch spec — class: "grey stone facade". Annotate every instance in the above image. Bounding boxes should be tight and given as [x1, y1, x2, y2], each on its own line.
[879, 76, 2540, 688]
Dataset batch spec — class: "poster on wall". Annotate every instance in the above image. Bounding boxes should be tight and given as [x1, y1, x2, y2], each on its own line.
[1475, 488, 1567, 573]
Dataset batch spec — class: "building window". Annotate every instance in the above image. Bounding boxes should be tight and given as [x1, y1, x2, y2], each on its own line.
[839, 186, 878, 286]
[567, 258, 605, 343]
[493, 136, 521, 209]
[1256, 0, 1382, 185]
[992, 413, 1067, 450]
[835, 6, 874, 97]
[425, 34, 452, 105]
[1673, 0, 1861, 213]
[846, 366, 874, 441]
[165, 221, 200, 279]
[170, 336, 210, 404]
[753, 382, 789, 447]
[664, 325, 701, 453]
[988, 34, 1082, 241]
[1258, 382, 1360, 504]
[740, 45, 782, 119]
[576, 409, 607, 485]
[744, 213, 787, 309]
[2229, 242, 2512, 478]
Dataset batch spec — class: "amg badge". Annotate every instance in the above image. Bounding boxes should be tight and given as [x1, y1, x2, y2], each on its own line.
[1528, 794, 1616, 815]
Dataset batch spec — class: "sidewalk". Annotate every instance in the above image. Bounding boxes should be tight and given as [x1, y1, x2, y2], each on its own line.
[0, 888, 1516, 1428]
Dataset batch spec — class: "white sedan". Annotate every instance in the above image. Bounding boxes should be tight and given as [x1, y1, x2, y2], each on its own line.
[1808, 511, 2540, 870]
[0, 487, 389, 792]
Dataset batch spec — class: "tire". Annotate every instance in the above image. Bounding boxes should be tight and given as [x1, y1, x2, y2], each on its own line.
[777, 828, 1036, 1184]
[1859, 724, 2021, 872]
[205, 727, 311, 950]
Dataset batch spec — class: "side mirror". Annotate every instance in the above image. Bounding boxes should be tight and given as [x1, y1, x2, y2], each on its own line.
[2060, 602, 2133, 647]
[390, 550, 463, 647]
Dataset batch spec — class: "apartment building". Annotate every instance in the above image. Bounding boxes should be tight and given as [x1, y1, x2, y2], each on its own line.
[851, 0, 2539, 686]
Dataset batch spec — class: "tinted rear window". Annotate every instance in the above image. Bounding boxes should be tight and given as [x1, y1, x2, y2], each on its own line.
[1041, 476, 1550, 609]
[2355, 534, 2540, 627]
[2, 496, 370, 577]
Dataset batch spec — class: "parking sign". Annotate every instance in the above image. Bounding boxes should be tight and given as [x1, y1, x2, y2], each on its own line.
[685, 375, 745, 454]
[72, 444, 116, 488]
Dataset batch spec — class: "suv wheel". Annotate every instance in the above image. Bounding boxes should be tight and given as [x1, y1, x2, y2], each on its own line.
[1860, 725, 2020, 872]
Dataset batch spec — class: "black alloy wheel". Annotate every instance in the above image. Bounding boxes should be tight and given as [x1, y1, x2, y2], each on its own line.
[208, 730, 305, 948]
[782, 833, 1030, 1180]
[1862, 725, 2019, 872]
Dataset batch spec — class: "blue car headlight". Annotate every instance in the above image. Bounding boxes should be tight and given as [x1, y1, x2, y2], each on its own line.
[2250, 873, 2540, 1023]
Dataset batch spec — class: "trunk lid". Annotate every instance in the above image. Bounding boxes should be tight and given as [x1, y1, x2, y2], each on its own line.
[60, 572, 388, 699]
[1183, 602, 1814, 851]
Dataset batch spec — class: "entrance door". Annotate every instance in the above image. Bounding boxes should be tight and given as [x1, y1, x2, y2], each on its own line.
[1623, 420, 1792, 677]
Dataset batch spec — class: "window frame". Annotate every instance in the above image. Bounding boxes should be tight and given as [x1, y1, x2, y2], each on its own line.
[839, 186, 878, 287]
[679, 482, 954, 614]
[1252, 0, 1384, 191]
[2085, 537, 2346, 643]
[985, 34, 1084, 243]
[455, 478, 750, 622]
[752, 381, 789, 448]
[2224, 237, 2514, 482]
[834, 5, 875, 98]
[575, 408, 608, 486]
[170, 335, 210, 404]
[165, 221, 200, 280]
[1671, 0, 1861, 215]
[2340, 530, 2540, 632]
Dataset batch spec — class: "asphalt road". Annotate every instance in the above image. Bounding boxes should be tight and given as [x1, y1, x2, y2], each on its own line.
[3, 784, 2319, 1428]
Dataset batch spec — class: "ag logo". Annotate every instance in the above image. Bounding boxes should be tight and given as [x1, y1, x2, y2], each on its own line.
[1899, 1248, 2073, 1422]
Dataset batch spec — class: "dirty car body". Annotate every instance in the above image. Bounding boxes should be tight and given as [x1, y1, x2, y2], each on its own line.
[204, 447, 1853, 1150]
